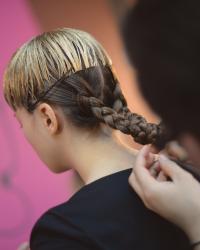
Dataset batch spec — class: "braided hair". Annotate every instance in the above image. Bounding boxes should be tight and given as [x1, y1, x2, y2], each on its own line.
[28, 65, 163, 145]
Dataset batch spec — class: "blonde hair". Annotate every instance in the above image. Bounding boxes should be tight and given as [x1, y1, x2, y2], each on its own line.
[3, 28, 112, 110]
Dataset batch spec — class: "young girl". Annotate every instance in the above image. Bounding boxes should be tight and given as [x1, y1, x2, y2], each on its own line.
[3, 28, 190, 250]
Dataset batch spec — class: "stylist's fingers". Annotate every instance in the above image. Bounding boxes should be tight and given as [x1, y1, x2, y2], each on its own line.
[136, 145, 156, 169]
[146, 152, 158, 169]
[136, 145, 151, 165]
[158, 155, 188, 181]
[149, 161, 161, 178]
[132, 145, 158, 189]
[157, 170, 168, 182]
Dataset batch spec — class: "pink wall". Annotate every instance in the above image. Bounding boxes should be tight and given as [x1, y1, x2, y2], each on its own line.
[0, 1, 72, 249]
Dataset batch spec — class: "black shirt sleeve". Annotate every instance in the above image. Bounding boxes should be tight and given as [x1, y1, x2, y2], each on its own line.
[30, 210, 100, 250]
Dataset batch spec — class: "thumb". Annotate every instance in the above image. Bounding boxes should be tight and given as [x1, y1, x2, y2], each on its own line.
[158, 155, 185, 181]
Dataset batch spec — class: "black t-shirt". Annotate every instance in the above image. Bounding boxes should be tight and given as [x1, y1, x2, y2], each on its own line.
[30, 169, 190, 250]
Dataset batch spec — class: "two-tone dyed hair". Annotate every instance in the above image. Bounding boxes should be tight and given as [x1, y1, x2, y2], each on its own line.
[3, 28, 163, 145]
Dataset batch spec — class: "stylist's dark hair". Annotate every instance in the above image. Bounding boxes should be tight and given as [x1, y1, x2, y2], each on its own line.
[123, 0, 200, 140]
[3, 28, 163, 145]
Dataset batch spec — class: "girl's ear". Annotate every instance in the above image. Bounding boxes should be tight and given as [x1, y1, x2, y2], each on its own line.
[37, 103, 61, 135]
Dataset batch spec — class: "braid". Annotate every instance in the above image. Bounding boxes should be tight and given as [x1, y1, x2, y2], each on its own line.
[77, 94, 163, 145]
[47, 65, 164, 145]
[109, 68, 164, 144]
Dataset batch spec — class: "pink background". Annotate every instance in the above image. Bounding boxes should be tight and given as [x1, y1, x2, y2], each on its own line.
[0, 1, 73, 249]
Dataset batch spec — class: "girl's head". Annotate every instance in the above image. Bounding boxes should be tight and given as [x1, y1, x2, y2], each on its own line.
[3, 28, 162, 172]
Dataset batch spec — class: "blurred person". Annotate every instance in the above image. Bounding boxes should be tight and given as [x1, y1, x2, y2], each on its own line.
[3, 28, 190, 249]
[123, 0, 200, 249]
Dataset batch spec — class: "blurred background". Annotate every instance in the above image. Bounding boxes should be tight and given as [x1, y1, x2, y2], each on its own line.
[0, 1, 157, 249]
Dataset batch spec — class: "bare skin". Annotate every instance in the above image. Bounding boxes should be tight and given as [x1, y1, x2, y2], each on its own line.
[15, 104, 137, 184]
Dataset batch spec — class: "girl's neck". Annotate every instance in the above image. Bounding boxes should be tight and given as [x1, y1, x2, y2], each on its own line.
[63, 131, 137, 185]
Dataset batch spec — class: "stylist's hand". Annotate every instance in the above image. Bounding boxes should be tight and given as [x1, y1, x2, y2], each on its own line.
[129, 145, 200, 243]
